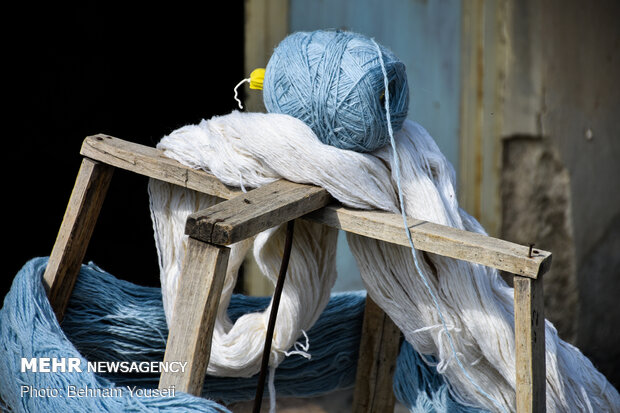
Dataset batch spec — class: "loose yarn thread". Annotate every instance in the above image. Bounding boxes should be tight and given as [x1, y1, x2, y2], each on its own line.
[233, 78, 250, 110]
[372, 38, 507, 413]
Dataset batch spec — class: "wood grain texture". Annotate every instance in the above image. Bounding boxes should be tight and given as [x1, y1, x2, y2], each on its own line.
[514, 276, 546, 413]
[80, 134, 242, 199]
[304, 205, 551, 279]
[158, 239, 230, 395]
[352, 296, 400, 413]
[186, 179, 331, 244]
[43, 158, 114, 321]
[79, 135, 551, 278]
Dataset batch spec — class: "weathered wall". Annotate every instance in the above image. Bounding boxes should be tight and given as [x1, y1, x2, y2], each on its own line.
[540, 0, 620, 387]
[501, 0, 620, 387]
[501, 136, 579, 343]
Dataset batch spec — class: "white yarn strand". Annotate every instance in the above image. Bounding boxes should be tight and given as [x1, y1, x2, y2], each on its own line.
[149, 110, 620, 413]
[283, 330, 311, 360]
[233, 78, 250, 110]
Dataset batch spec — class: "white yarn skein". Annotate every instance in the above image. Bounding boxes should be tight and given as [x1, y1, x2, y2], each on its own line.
[149, 111, 620, 412]
[149, 178, 338, 377]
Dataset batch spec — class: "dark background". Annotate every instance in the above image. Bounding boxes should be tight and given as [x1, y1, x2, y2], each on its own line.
[4, 1, 244, 301]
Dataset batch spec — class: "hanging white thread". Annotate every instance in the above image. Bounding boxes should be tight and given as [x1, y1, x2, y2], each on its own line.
[233, 78, 250, 110]
[284, 330, 311, 360]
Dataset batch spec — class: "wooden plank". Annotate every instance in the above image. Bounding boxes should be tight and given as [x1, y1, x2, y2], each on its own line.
[514, 276, 546, 413]
[304, 205, 551, 279]
[185, 180, 331, 245]
[78, 135, 551, 278]
[352, 296, 400, 413]
[43, 158, 114, 321]
[159, 239, 230, 395]
[80, 134, 242, 200]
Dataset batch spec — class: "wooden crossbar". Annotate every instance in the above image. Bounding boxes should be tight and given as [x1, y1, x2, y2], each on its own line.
[186, 179, 332, 244]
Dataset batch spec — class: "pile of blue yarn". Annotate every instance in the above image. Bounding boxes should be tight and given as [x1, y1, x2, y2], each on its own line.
[263, 30, 409, 153]
[0, 258, 487, 412]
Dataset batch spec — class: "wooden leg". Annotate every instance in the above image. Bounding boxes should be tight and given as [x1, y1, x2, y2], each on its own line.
[159, 238, 230, 396]
[43, 157, 114, 321]
[352, 296, 401, 413]
[514, 276, 546, 413]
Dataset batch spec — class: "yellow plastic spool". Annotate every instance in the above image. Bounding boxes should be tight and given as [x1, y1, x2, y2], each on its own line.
[249, 68, 265, 90]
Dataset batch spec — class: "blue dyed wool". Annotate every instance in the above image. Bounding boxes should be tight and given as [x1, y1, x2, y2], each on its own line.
[395, 345, 489, 413]
[263, 30, 409, 153]
[61, 263, 366, 403]
[0, 258, 229, 413]
[0, 258, 488, 412]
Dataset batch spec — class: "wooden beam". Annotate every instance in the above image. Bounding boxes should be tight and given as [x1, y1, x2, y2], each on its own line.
[304, 205, 551, 279]
[80, 134, 242, 200]
[185, 179, 331, 244]
[159, 239, 230, 395]
[78, 135, 551, 278]
[352, 296, 400, 413]
[43, 158, 114, 321]
[514, 276, 546, 413]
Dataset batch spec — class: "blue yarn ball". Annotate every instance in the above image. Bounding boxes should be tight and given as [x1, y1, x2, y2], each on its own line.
[263, 30, 409, 153]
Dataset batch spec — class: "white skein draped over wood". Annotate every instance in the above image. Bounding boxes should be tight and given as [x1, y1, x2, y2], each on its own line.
[148, 110, 619, 412]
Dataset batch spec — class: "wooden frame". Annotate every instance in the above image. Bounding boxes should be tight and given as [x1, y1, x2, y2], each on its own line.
[44, 134, 550, 413]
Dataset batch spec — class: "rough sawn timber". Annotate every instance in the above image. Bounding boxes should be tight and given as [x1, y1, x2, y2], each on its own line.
[43, 157, 114, 321]
[186, 179, 332, 245]
[158, 239, 230, 395]
[352, 296, 401, 413]
[514, 276, 547, 413]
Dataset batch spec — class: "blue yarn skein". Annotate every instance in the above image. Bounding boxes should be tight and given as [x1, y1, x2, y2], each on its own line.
[263, 30, 409, 153]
